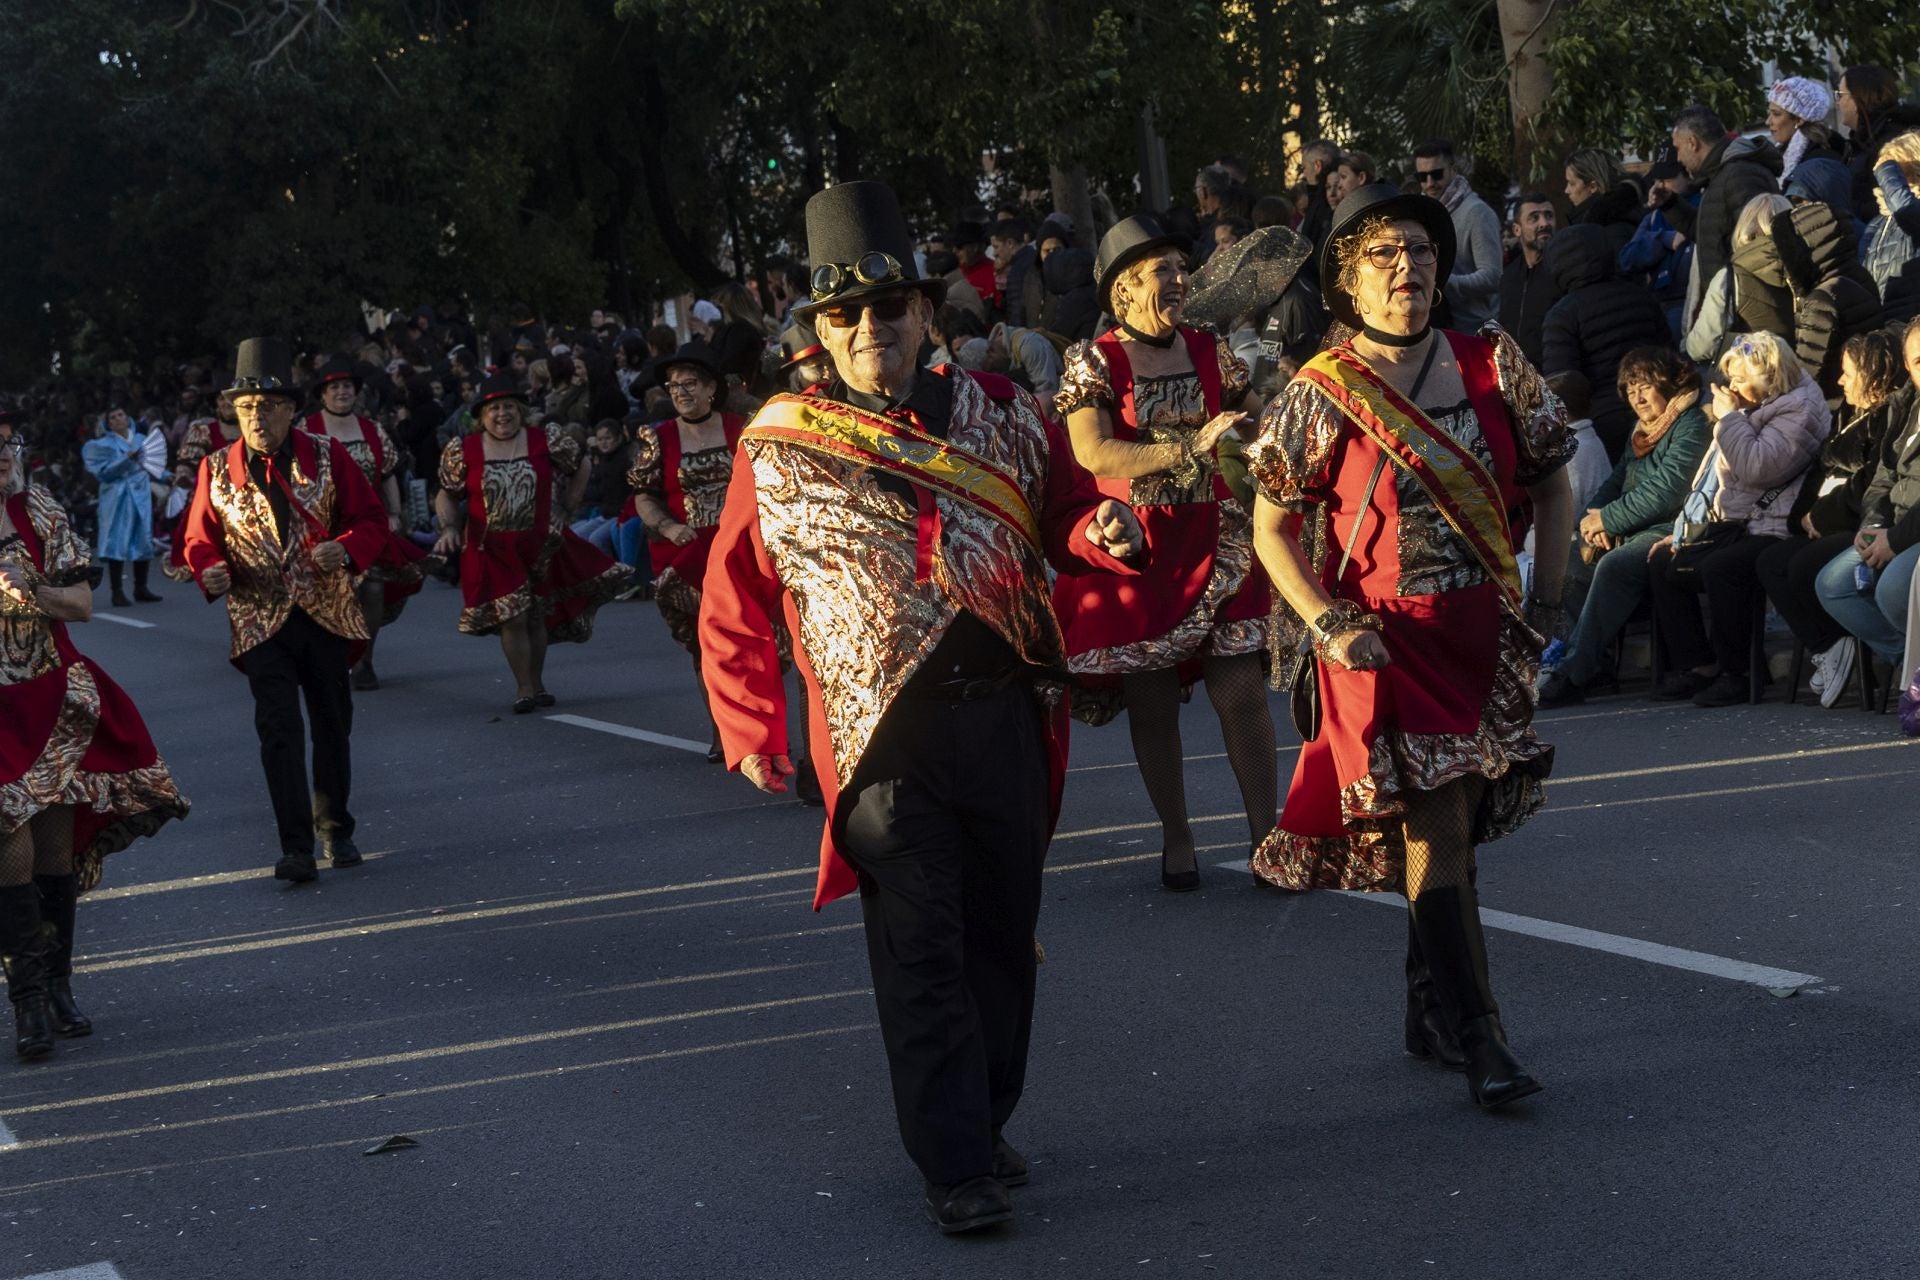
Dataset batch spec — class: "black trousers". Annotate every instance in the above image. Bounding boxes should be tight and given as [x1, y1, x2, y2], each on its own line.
[238, 610, 356, 856]
[1647, 534, 1781, 675]
[1755, 532, 1852, 652]
[836, 682, 1050, 1187]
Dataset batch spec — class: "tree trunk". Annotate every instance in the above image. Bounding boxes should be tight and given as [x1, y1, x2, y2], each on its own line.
[1050, 164, 1095, 250]
[1498, 0, 1560, 189]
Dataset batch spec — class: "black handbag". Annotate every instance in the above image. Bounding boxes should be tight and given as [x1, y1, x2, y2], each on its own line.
[1286, 452, 1388, 740]
[1667, 474, 1796, 584]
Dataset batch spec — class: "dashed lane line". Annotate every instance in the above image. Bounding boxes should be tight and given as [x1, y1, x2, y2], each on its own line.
[6, 1266, 126, 1280]
[89, 612, 154, 629]
[545, 713, 707, 753]
[1213, 861, 1822, 992]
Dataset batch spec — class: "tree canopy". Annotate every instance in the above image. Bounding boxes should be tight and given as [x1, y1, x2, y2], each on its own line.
[0, 0, 1913, 385]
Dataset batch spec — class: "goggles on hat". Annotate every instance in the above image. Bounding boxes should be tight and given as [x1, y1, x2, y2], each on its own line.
[810, 252, 906, 302]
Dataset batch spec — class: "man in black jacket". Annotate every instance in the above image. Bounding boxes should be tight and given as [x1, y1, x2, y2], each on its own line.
[1669, 106, 1784, 327]
[1497, 192, 1560, 367]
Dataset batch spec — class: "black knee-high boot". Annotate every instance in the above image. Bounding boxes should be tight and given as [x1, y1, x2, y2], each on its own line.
[0, 884, 56, 1060]
[1409, 882, 1540, 1109]
[107, 560, 130, 607]
[131, 556, 161, 603]
[34, 875, 90, 1036]
[1404, 911, 1465, 1069]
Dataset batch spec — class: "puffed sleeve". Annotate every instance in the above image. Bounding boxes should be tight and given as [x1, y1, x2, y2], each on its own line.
[627, 426, 665, 499]
[543, 424, 583, 477]
[437, 435, 467, 493]
[1053, 340, 1113, 418]
[373, 423, 403, 478]
[1483, 322, 1574, 487]
[1245, 380, 1344, 511]
[1217, 334, 1252, 406]
[25, 486, 94, 586]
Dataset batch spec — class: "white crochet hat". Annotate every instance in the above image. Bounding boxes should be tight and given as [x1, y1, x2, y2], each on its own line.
[1768, 77, 1833, 124]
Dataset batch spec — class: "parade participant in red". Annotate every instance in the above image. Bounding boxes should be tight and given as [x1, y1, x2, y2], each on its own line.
[1246, 184, 1574, 1109]
[302, 356, 433, 691]
[433, 376, 630, 715]
[1052, 213, 1277, 893]
[163, 393, 237, 583]
[701, 182, 1144, 1235]
[628, 341, 746, 762]
[181, 338, 389, 884]
[0, 413, 188, 1059]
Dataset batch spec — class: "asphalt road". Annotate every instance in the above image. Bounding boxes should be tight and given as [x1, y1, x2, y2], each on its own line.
[2, 577, 1916, 1280]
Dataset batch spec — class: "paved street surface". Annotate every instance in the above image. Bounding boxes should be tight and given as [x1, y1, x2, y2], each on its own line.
[3, 578, 1915, 1280]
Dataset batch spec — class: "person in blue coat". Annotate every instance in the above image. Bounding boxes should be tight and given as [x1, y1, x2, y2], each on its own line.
[80, 408, 159, 606]
[1619, 161, 1699, 341]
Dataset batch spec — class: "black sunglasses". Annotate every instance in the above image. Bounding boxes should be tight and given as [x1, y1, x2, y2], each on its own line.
[814, 295, 914, 329]
[1415, 169, 1448, 184]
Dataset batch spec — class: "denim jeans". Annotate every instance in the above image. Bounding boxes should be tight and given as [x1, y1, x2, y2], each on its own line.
[1814, 542, 1920, 663]
[1559, 527, 1665, 687]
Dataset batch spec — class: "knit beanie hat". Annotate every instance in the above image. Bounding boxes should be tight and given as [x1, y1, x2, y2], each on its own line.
[1768, 77, 1832, 124]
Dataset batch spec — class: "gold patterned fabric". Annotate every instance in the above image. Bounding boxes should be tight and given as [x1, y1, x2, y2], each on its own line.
[0, 491, 89, 684]
[438, 425, 582, 537]
[192, 440, 370, 660]
[628, 426, 736, 530]
[742, 375, 1070, 781]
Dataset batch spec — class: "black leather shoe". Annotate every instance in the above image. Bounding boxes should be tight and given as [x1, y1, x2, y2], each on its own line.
[705, 746, 724, 764]
[274, 851, 319, 884]
[110, 591, 132, 608]
[351, 664, 380, 691]
[991, 1136, 1029, 1188]
[1160, 849, 1199, 893]
[132, 588, 163, 603]
[533, 691, 556, 708]
[1691, 671, 1749, 708]
[325, 839, 364, 868]
[1652, 670, 1710, 701]
[48, 985, 91, 1038]
[1459, 1013, 1543, 1110]
[924, 1176, 1013, 1234]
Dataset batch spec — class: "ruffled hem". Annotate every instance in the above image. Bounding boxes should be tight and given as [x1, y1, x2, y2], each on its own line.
[458, 585, 538, 636]
[545, 558, 631, 646]
[1251, 826, 1400, 893]
[654, 568, 701, 655]
[70, 761, 189, 893]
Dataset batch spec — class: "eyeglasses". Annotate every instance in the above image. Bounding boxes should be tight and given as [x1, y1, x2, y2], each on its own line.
[1415, 169, 1448, 185]
[810, 252, 905, 302]
[814, 295, 914, 330]
[665, 380, 711, 394]
[0, 439, 22, 455]
[1360, 241, 1439, 268]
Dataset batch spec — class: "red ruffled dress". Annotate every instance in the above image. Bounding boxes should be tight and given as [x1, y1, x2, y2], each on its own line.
[1049, 326, 1270, 720]
[2, 488, 188, 891]
[301, 412, 432, 624]
[1243, 326, 1572, 894]
[437, 425, 630, 642]
[627, 415, 745, 654]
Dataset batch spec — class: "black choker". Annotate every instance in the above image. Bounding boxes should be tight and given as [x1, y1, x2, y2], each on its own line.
[1119, 321, 1178, 349]
[1361, 325, 1431, 349]
[680, 410, 715, 426]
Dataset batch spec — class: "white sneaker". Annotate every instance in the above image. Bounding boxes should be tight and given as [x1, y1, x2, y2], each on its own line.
[1808, 653, 1828, 693]
[1818, 638, 1854, 708]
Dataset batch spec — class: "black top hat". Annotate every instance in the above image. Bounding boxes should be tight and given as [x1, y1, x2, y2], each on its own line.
[792, 181, 947, 321]
[660, 340, 726, 385]
[472, 373, 528, 410]
[227, 337, 301, 401]
[1095, 214, 1193, 316]
[311, 355, 363, 393]
[1318, 183, 1457, 330]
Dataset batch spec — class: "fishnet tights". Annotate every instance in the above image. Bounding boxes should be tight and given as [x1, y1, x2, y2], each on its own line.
[1400, 776, 1483, 901]
[1123, 653, 1278, 873]
[0, 807, 76, 888]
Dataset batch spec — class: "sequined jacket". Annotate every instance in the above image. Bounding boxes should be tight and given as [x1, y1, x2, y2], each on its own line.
[700, 368, 1136, 908]
[180, 432, 389, 660]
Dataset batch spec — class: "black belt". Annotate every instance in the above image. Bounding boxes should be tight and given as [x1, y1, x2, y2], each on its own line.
[902, 667, 1026, 703]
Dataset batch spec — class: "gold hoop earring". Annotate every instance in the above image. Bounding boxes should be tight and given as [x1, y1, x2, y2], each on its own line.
[1433, 285, 1445, 306]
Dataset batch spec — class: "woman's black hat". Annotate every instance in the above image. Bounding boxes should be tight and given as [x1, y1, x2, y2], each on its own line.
[226, 337, 301, 401]
[472, 373, 528, 410]
[311, 355, 363, 393]
[1094, 214, 1193, 316]
[777, 322, 828, 374]
[660, 340, 726, 385]
[1319, 183, 1457, 330]
[792, 181, 946, 320]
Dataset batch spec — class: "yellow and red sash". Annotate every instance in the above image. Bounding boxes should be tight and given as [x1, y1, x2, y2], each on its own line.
[742, 393, 1042, 553]
[1299, 345, 1522, 606]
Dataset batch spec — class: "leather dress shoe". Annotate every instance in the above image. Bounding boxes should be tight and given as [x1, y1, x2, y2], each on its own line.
[274, 851, 318, 884]
[992, 1135, 1029, 1187]
[325, 839, 364, 868]
[923, 1176, 1012, 1234]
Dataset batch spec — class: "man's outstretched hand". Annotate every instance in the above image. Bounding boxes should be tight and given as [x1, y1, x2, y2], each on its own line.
[741, 753, 795, 794]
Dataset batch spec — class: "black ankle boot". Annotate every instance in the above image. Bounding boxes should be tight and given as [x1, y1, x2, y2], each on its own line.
[1409, 883, 1541, 1110]
[1404, 912, 1465, 1070]
[0, 884, 57, 1060]
[132, 558, 162, 603]
[35, 874, 91, 1036]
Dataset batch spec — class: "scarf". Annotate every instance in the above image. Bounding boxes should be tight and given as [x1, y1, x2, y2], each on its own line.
[1779, 128, 1810, 184]
[1629, 389, 1700, 458]
[1437, 173, 1472, 213]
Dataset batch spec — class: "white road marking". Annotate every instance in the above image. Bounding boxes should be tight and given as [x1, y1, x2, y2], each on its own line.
[88, 854, 388, 901]
[8, 1266, 126, 1280]
[90, 612, 154, 629]
[1212, 861, 1821, 991]
[545, 713, 707, 754]
[0, 1115, 16, 1150]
